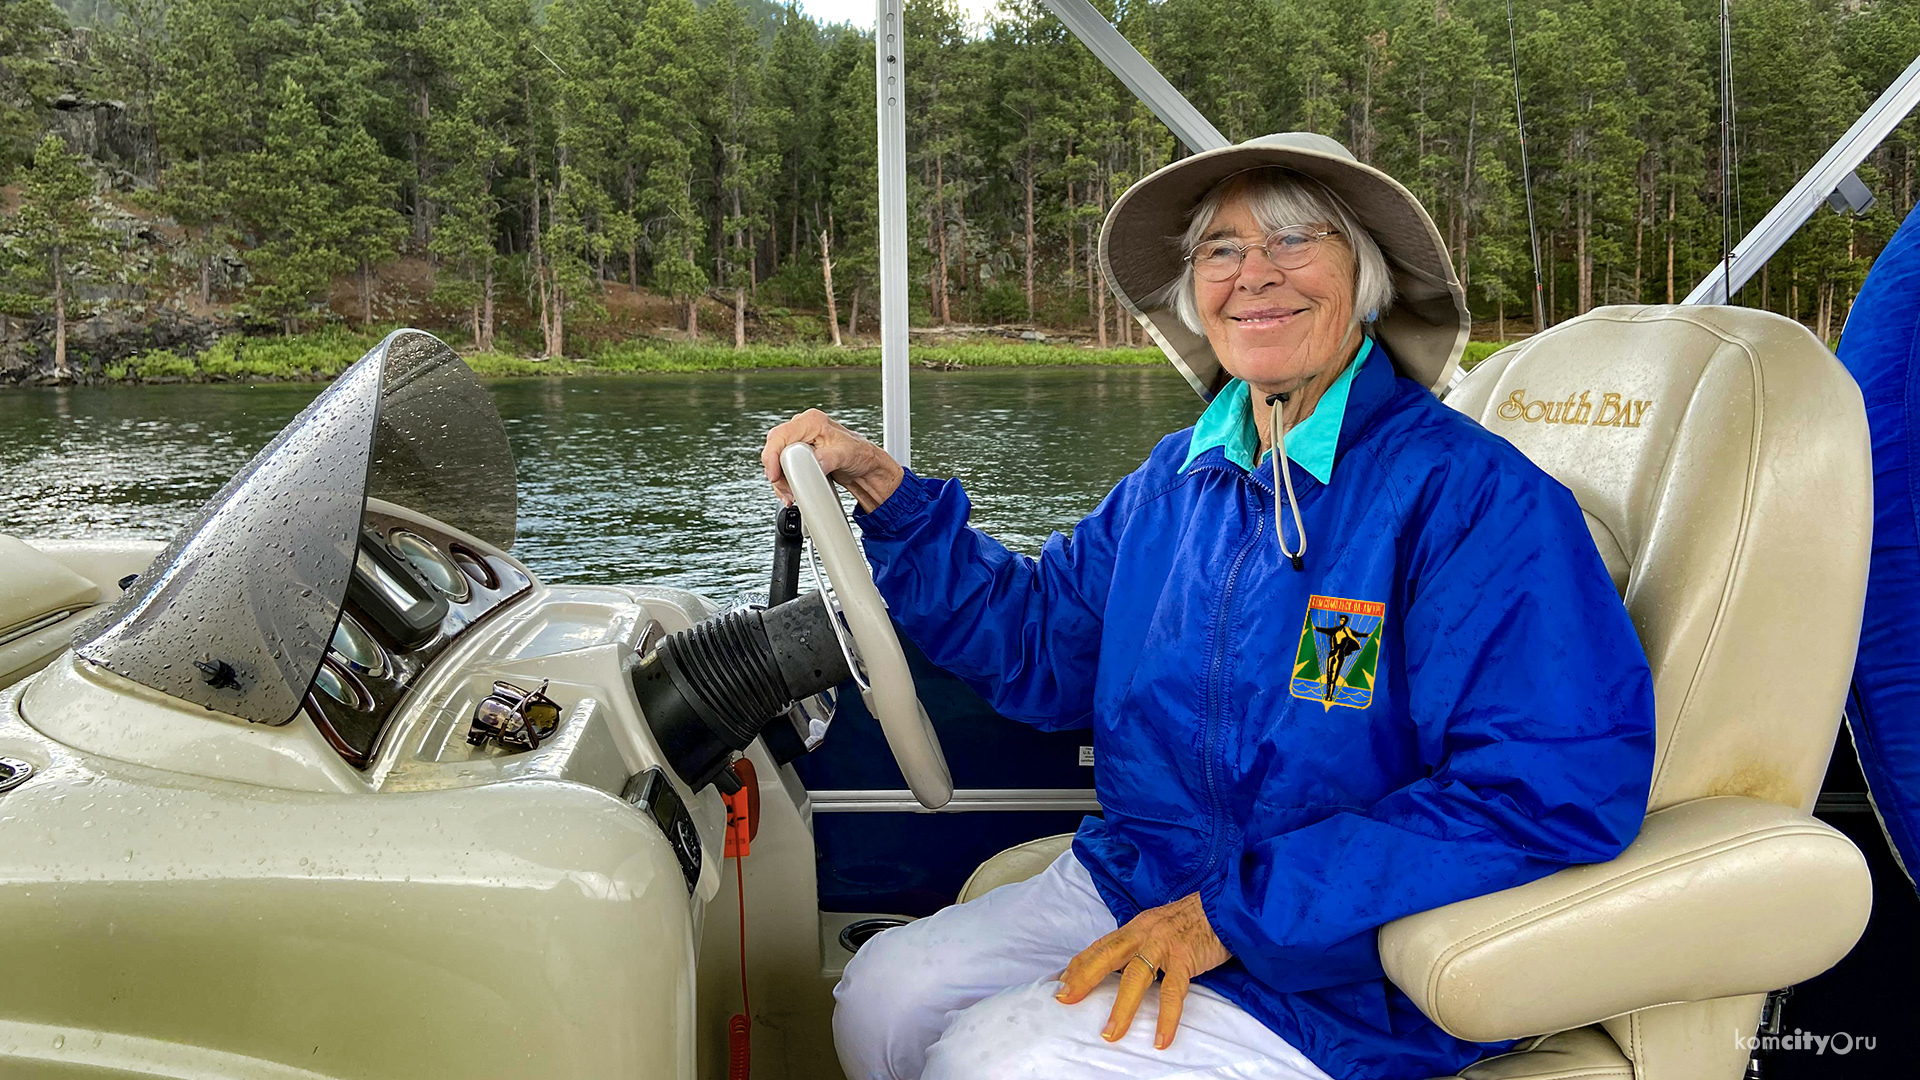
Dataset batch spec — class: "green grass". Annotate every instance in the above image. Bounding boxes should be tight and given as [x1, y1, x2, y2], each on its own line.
[588, 341, 1164, 373]
[99, 331, 1514, 383]
[105, 348, 199, 381]
[462, 351, 584, 377]
[98, 333, 1166, 382]
[197, 328, 381, 379]
[110, 328, 386, 382]
[1460, 339, 1513, 371]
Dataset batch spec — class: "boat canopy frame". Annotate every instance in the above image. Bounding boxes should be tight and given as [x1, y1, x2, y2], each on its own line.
[870, 0, 1920, 454]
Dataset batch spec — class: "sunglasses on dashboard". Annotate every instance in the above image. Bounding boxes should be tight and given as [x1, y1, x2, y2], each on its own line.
[467, 679, 563, 751]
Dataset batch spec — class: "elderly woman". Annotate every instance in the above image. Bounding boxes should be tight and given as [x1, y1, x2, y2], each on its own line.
[762, 133, 1654, 1080]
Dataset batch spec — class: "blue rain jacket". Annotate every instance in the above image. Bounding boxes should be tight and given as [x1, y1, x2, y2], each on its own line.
[1837, 203, 1920, 893]
[854, 344, 1656, 1080]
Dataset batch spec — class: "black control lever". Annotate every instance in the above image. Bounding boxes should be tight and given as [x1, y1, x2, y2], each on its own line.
[769, 504, 803, 607]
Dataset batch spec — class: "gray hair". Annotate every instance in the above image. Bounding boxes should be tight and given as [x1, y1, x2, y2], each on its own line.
[1166, 168, 1395, 336]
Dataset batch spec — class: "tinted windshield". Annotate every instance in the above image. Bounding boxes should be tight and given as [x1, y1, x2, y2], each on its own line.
[73, 330, 515, 725]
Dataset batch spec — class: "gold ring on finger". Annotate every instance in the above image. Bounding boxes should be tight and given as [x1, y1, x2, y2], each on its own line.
[1130, 953, 1159, 976]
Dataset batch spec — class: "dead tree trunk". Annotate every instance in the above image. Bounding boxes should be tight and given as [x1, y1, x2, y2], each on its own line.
[481, 265, 496, 352]
[199, 232, 213, 305]
[1066, 177, 1077, 310]
[1096, 262, 1108, 348]
[1665, 183, 1676, 305]
[411, 83, 434, 246]
[1086, 180, 1100, 337]
[934, 156, 950, 324]
[821, 228, 842, 347]
[542, 183, 565, 359]
[953, 194, 969, 318]
[1576, 200, 1592, 315]
[1632, 187, 1644, 304]
[52, 246, 70, 382]
[1023, 150, 1036, 320]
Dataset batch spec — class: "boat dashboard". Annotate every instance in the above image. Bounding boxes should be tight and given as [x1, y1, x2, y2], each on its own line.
[306, 511, 532, 767]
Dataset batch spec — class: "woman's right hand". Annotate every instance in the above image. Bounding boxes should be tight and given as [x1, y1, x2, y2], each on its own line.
[761, 409, 906, 513]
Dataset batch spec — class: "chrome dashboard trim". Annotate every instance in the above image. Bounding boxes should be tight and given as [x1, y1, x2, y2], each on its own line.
[0, 758, 33, 794]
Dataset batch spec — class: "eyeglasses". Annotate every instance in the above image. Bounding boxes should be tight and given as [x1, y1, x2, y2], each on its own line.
[467, 679, 562, 751]
[1185, 226, 1339, 282]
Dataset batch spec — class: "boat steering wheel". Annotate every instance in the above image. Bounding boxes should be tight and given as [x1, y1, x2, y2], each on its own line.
[780, 444, 953, 809]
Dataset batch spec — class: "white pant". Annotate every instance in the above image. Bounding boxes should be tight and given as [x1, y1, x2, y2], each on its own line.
[833, 850, 1337, 1080]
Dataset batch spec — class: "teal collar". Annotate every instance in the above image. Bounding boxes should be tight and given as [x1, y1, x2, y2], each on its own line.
[1180, 336, 1374, 483]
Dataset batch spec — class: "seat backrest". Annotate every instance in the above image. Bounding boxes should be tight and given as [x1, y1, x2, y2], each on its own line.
[0, 535, 103, 690]
[1448, 306, 1870, 813]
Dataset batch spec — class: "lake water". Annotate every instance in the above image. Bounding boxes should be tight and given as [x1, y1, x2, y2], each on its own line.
[2, 368, 1202, 600]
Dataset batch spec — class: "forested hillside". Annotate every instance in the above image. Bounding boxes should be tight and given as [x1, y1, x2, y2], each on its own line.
[3, 0, 1919, 381]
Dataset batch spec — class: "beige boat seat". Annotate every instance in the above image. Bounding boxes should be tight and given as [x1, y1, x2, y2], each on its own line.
[0, 536, 162, 690]
[958, 306, 1875, 1080]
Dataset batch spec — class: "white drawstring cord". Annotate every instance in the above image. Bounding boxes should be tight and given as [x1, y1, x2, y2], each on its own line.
[1258, 325, 1363, 573]
[1266, 392, 1306, 572]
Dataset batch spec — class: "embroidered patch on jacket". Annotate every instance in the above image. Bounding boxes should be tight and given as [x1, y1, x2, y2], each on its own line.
[1291, 595, 1386, 711]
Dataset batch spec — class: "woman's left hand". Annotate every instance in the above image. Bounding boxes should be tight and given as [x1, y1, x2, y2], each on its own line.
[1055, 892, 1232, 1049]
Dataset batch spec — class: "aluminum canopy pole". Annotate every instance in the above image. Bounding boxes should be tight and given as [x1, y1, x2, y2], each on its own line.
[1686, 52, 1920, 305]
[1037, 0, 1228, 154]
[876, 0, 911, 465]
[871, 0, 1219, 460]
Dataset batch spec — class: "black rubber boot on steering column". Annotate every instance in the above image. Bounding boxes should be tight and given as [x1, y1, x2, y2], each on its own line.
[631, 591, 851, 791]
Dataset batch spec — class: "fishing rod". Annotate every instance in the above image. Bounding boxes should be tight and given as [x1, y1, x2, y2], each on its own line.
[1504, 0, 1547, 334]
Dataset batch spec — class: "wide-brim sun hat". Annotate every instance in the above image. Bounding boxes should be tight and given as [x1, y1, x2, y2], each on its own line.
[1099, 131, 1470, 398]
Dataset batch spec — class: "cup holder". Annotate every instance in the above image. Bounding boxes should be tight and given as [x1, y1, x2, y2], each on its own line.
[838, 917, 908, 954]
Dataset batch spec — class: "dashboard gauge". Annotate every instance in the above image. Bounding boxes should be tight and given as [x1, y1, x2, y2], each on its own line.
[672, 816, 702, 870]
[329, 613, 384, 677]
[449, 545, 498, 589]
[313, 661, 363, 709]
[389, 530, 470, 602]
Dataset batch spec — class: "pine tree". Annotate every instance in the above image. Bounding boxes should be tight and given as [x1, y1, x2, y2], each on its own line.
[361, 0, 440, 250]
[3, 135, 112, 380]
[630, 0, 708, 337]
[147, 0, 350, 306]
[764, 7, 827, 279]
[425, 0, 528, 352]
[9, 0, 1920, 360]
[542, 0, 641, 356]
[236, 80, 347, 333]
[2, 0, 68, 182]
[86, 0, 168, 183]
[821, 28, 877, 339]
[905, 0, 974, 325]
[336, 120, 410, 328]
[990, 0, 1071, 321]
[699, 0, 778, 347]
[235, 77, 402, 334]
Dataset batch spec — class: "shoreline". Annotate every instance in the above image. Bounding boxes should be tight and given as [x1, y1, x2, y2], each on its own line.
[4, 335, 1170, 387]
[4, 334, 1513, 387]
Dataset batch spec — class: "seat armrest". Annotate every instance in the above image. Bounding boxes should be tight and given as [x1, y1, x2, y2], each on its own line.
[1379, 795, 1870, 1043]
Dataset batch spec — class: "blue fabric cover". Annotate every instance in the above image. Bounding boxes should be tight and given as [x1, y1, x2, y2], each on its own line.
[853, 348, 1656, 1080]
[1837, 204, 1920, 891]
